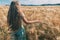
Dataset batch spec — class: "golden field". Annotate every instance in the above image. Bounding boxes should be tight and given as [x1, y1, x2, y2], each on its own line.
[0, 6, 60, 40]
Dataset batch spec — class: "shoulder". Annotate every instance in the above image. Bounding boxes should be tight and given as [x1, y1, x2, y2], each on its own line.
[20, 12, 25, 17]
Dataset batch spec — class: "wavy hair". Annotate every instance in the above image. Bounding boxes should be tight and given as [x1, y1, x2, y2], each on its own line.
[7, 1, 21, 31]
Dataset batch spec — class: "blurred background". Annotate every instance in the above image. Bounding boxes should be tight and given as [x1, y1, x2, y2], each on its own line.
[0, 0, 60, 40]
[0, 0, 60, 6]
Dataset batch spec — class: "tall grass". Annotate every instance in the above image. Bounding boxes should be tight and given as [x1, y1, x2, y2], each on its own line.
[0, 6, 60, 40]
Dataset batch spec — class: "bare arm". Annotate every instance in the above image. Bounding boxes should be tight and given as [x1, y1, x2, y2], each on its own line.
[17, 6, 40, 24]
[22, 13, 40, 24]
[22, 16, 40, 24]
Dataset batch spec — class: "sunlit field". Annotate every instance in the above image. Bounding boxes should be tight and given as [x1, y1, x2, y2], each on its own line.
[0, 6, 60, 40]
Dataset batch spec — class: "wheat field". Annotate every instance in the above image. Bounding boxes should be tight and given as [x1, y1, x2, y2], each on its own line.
[0, 6, 60, 40]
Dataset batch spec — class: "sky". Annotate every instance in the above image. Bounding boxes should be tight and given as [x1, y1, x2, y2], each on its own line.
[0, 0, 60, 5]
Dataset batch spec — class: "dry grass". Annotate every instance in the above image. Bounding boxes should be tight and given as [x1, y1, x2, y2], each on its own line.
[0, 6, 60, 40]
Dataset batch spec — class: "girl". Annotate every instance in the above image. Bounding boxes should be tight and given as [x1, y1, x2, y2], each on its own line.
[7, 1, 40, 40]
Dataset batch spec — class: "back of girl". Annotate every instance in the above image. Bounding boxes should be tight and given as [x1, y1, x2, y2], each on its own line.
[7, 1, 22, 31]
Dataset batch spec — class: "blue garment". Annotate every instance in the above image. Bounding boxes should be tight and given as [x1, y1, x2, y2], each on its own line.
[10, 25, 26, 40]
